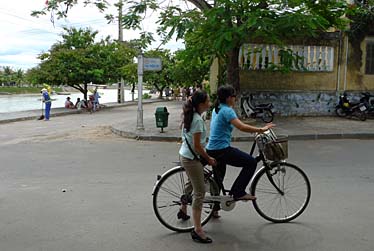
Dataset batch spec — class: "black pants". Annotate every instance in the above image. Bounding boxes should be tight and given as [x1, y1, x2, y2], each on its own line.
[207, 146, 257, 199]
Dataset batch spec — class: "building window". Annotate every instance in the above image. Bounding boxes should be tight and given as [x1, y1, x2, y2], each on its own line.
[366, 42, 374, 74]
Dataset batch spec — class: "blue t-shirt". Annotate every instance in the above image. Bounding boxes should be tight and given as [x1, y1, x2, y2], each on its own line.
[206, 104, 237, 150]
[179, 113, 207, 160]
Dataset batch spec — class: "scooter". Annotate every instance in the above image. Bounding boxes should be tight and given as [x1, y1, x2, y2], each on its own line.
[241, 94, 274, 123]
[360, 92, 374, 118]
[335, 92, 366, 121]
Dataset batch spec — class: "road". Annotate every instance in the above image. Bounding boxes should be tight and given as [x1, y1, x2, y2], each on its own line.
[0, 109, 373, 250]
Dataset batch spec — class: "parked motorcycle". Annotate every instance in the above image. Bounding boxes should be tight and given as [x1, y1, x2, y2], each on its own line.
[360, 92, 374, 118]
[241, 94, 274, 123]
[335, 92, 367, 121]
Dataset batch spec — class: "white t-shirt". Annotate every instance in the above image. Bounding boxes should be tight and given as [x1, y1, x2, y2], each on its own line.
[179, 112, 207, 160]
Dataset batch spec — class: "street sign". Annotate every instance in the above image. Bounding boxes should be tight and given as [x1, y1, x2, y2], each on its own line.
[143, 57, 162, 71]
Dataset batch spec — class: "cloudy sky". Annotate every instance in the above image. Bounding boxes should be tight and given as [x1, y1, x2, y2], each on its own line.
[0, 0, 184, 70]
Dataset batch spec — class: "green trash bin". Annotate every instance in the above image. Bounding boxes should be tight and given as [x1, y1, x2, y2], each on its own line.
[155, 107, 169, 132]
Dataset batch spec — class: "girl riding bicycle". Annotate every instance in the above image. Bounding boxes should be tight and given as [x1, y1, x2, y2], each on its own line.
[179, 90, 217, 243]
[206, 85, 274, 204]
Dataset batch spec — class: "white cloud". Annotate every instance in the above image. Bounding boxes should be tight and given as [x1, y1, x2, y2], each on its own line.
[0, 0, 184, 70]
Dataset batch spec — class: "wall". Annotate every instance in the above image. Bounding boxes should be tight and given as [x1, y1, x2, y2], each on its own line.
[238, 35, 374, 116]
[346, 36, 374, 90]
[240, 91, 338, 116]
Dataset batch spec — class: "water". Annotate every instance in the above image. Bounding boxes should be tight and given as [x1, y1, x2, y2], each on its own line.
[0, 89, 147, 113]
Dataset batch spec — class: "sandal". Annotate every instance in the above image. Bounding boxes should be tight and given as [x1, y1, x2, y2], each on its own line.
[212, 210, 221, 218]
[191, 230, 213, 244]
[177, 209, 190, 221]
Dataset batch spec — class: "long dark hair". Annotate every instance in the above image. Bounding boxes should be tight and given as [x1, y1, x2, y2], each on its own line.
[183, 90, 208, 132]
[214, 85, 236, 113]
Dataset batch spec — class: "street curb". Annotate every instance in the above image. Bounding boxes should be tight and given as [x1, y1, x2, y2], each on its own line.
[110, 127, 374, 142]
[0, 99, 166, 125]
[0, 110, 83, 124]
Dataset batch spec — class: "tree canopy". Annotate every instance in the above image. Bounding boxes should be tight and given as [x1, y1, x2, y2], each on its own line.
[29, 27, 137, 99]
[33, 0, 350, 92]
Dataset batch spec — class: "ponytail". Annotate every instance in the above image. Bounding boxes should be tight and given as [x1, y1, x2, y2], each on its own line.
[182, 90, 208, 132]
[182, 99, 194, 132]
[214, 99, 220, 114]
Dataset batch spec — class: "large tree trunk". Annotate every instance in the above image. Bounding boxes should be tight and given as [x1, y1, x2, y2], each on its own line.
[84, 83, 88, 100]
[226, 46, 240, 93]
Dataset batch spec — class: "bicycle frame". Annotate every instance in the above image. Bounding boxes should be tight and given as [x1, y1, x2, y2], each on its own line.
[201, 139, 285, 203]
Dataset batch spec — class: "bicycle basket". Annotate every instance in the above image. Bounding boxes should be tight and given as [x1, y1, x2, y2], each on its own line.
[263, 137, 288, 161]
[256, 130, 288, 161]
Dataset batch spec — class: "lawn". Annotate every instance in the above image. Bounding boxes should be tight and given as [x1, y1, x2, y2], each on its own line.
[0, 86, 62, 94]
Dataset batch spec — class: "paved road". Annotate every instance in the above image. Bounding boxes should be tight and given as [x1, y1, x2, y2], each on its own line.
[0, 115, 373, 250]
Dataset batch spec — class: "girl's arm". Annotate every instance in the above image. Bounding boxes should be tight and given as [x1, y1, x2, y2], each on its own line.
[231, 118, 274, 133]
[193, 132, 216, 166]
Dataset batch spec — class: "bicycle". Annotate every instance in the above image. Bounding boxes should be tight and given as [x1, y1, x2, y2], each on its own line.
[152, 129, 311, 232]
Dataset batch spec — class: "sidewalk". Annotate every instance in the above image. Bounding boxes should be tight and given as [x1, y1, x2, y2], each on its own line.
[110, 100, 374, 141]
[1, 99, 373, 141]
[0, 99, 163, 124]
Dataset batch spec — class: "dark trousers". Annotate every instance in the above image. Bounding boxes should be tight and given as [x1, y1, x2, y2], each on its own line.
[45, 102, 51, 120]
[207, 146, 257, 199]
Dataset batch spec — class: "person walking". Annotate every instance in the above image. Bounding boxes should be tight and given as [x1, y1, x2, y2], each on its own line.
[41, 88, 52, 121]
[93, 88, 101, 112]
[179, 90, 217, 244]
[206, 85, 274, 212]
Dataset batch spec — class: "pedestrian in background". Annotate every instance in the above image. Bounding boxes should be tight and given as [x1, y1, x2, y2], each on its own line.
[41, 88, 52, 121]
[93, 88, 101, 112]
[65, 97, 74, 109]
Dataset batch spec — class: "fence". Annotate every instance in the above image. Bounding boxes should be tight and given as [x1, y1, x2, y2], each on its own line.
[239, 44, 334, 72]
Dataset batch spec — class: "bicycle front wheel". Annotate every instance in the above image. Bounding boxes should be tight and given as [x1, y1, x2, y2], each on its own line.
[251, 162, 311, 223]
[152, 166, 216, 232]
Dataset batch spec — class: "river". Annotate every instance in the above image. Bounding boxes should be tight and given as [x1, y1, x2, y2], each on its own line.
[0, 89, 147, 113]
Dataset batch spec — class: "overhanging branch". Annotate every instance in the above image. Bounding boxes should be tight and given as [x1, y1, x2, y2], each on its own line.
[187, 0, 212, 10]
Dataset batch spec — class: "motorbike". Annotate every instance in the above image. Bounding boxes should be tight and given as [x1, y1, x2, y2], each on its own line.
[360, 92, 374, 118]
[241, 94, 274, 123]
[335, 92, 367, 121]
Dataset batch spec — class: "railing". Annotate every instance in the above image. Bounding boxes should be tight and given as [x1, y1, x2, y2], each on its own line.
[239, 44, 334, 72]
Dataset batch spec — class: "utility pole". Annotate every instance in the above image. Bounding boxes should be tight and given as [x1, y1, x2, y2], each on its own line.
[118, 0, 123, 42]
[118, 0, 125, 103]
[137, 54, 144, 130]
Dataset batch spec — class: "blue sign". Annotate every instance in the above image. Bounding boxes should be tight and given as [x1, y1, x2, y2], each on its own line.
[144, 58, 162, 71]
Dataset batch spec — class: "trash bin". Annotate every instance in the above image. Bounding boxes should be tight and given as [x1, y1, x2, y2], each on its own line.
[155, 107, 169, 132]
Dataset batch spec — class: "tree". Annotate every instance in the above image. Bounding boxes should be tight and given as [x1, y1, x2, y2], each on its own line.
[173, 49, 211, 88]
[33, 0, 349, 93]
[15, 69, 25, 87]
[1, 66, 14, 85]
[30, 27, 137, 99]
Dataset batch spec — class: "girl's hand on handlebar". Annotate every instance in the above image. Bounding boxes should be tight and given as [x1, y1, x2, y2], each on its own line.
[208, 157, 217, 166]
[260, 123, 275, 133]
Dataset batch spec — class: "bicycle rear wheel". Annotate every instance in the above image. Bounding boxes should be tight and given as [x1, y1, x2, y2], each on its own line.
[251, 162, 311, 223]
[152, 166, 216, 232]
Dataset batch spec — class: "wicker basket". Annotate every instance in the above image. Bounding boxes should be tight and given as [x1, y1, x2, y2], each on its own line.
[263, 137, 288, 161]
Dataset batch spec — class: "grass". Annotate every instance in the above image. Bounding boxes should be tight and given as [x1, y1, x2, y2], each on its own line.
[0, 86, 62, 94]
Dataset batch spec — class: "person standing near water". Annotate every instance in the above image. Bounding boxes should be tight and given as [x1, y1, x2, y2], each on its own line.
[41, 88, 52, 121]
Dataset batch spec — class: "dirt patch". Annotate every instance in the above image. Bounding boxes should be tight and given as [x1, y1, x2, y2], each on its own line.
[25, 126, 122, 143]
[48, 126, 117, 141]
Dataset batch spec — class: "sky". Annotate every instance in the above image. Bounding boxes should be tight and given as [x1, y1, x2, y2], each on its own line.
[0, 0, 184, 71]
